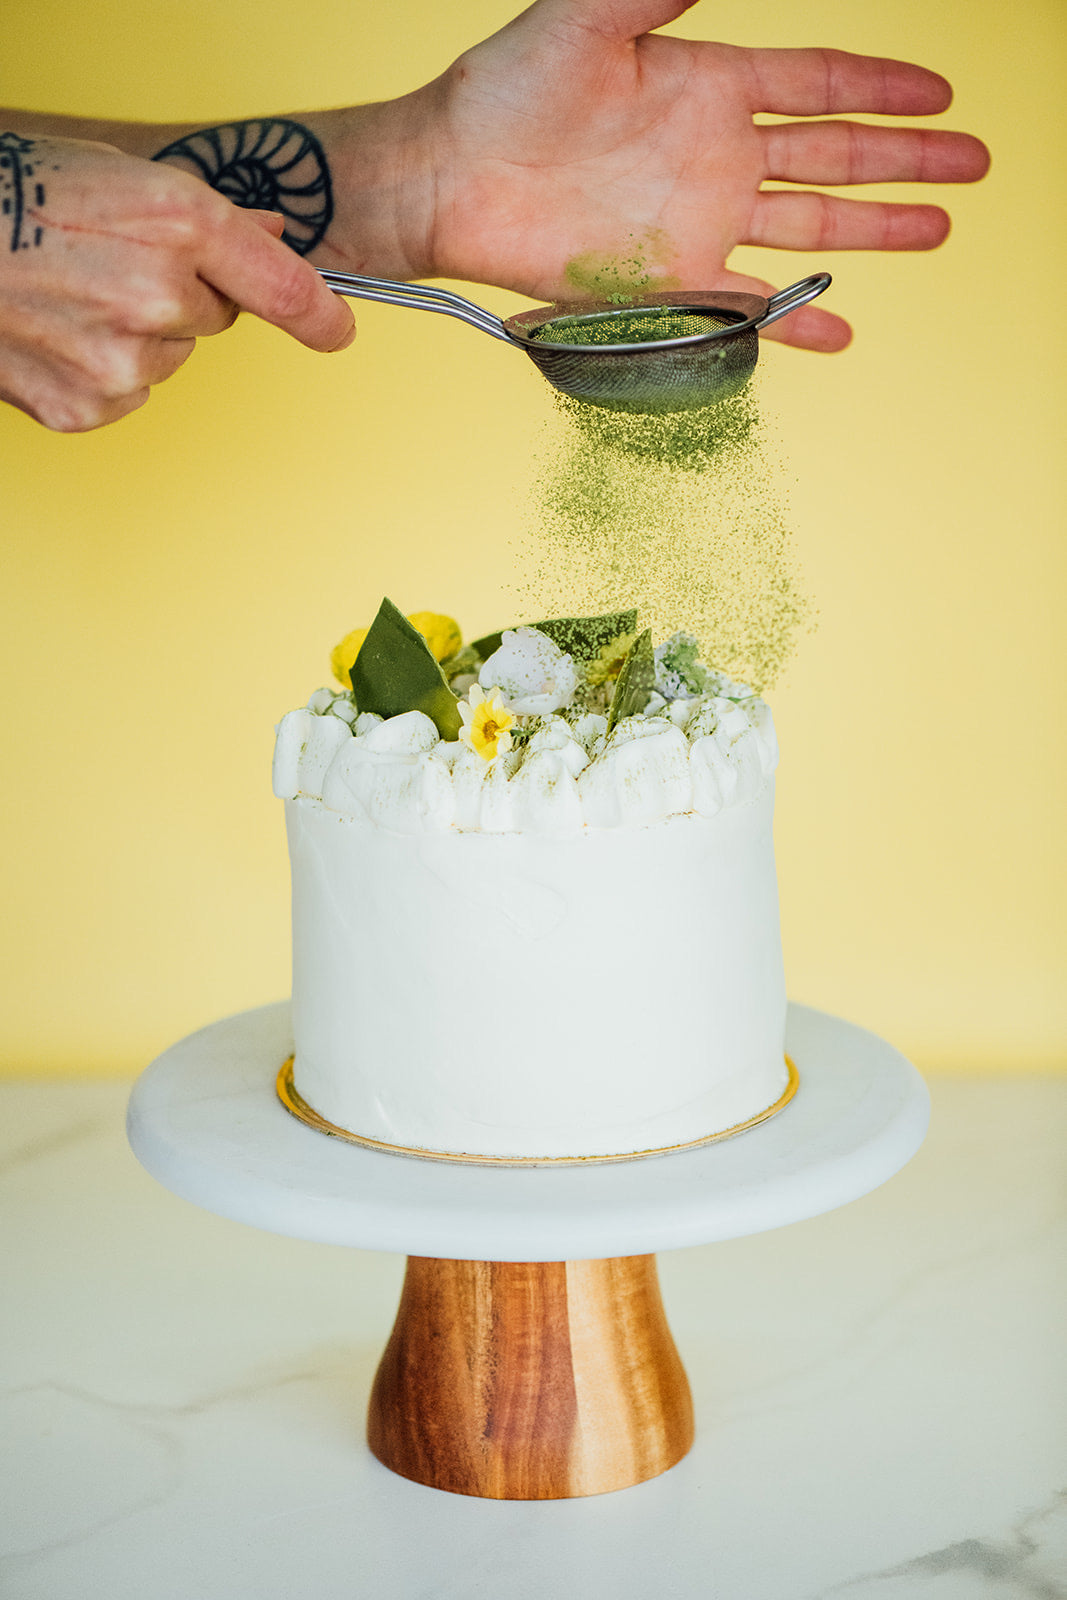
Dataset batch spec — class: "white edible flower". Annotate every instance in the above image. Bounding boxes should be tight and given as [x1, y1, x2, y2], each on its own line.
[478, 627, 578, 716]
[653, 631, 707, 702]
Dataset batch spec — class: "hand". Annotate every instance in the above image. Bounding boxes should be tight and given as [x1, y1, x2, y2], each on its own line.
[398, 0, 990, 349]
[0, 135, 354, 431]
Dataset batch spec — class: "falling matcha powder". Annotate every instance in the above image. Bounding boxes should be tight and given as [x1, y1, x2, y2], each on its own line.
[516, 383, 810, 693]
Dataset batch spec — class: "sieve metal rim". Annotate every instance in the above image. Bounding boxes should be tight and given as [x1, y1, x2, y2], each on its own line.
[502, 291, 765, 355]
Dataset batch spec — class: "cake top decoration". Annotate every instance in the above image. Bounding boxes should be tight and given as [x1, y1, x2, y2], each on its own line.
[273, 599, 777, 835]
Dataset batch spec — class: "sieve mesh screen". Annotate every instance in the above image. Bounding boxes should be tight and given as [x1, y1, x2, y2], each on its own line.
[532, 309, 734, 346]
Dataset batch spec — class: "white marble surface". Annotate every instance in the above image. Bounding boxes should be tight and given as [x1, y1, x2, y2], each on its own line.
[126, 1002, 929, 1258]
[2, 1074, 1065, 1599]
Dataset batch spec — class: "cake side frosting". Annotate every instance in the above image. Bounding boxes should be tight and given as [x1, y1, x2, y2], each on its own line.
[286, 791, 788, 1158]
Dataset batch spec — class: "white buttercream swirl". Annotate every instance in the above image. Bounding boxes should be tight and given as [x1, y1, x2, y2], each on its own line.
[274, 686, 777, 835]
[320, 718, 453, 834]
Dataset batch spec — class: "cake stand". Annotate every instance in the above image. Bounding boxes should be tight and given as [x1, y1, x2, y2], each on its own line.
[127, 1000, 928, 1501]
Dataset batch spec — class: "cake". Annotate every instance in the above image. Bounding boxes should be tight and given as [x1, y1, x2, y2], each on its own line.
[272, 600, 792, 1163]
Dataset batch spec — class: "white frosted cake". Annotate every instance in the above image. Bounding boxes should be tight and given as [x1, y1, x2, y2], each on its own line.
[273, 602, 791, 1163]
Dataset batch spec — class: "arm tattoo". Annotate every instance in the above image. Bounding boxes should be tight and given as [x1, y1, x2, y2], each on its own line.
[0, 133, 48, 252]
[153, 119, 332, 256]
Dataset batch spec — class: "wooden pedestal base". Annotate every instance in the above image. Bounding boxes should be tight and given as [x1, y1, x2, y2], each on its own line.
[367, 1254, 694, 1500]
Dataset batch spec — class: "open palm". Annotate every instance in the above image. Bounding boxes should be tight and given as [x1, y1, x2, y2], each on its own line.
[417, 0, 989, 349]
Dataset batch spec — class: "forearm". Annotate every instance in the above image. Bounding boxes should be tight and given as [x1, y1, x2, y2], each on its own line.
[0, 99, 439, 279]
[0, 108, 193, 164]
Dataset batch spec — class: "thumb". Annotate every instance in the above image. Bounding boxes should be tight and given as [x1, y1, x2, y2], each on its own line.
[549, 0, 700, 40]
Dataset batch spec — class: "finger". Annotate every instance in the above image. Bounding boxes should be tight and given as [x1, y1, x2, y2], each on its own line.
[178, 290, 239, 338]
[146, 335, 198, 385]
[64, 386, 151, 432]
[698, 268, 852, 352]
[760, 121, 991, 187]
[0, 376, 151, 433]
[758, 302, 850, 352]
[243, 210, 287, 237]
[744, 46, 956, 116]
[125, 279, 239, 340]
[745, 190, 951, 252]
[64, 332, 198, 401]
[42, 334, 195, 428]
[199, 213, 356, 352]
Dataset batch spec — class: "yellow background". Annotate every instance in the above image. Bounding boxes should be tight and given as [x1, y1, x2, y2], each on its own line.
[1, 0, 1063, 1076]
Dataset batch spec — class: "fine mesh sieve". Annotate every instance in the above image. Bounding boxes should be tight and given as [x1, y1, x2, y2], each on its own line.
[318, 269, 831, 413]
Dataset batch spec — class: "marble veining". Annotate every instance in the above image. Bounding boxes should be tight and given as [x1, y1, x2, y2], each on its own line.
[707, 1197, 1067, 1433]
[0, 1115, 111, 1176]
[813, 1490, 1067, 1599]
[1, 1381, 182, 1571]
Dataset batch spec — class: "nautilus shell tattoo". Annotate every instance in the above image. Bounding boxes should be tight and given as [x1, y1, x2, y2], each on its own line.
[153, 119, 333, 256]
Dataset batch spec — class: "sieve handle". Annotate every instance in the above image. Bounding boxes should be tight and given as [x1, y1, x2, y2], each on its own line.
[317, 269, 514, 343]
[756, 273, 832, 330]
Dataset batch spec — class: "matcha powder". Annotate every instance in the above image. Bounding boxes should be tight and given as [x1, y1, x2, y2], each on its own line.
[514, 383, 811, 694]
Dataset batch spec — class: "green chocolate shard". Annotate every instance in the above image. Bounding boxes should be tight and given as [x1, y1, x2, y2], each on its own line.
[533, 609, 638, 662]
[606, 627, 655, 733]
[471, 610, 638, 667]
[468, 630, 504, 663]
[350, 597, 462, 741]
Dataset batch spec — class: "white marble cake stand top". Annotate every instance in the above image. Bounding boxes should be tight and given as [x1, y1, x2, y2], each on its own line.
[126, 1001, 928, 1261]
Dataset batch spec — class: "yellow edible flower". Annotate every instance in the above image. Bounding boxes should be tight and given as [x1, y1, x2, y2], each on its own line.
[584, 631, 637, 688]
[407, 612, 462, 663]
[330, 611, 462, 688]
[458, 685, 515, 762]
[331, 627, 370, 688]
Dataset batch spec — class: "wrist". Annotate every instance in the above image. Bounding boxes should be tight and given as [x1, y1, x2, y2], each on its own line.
[301, 90, 443, 281]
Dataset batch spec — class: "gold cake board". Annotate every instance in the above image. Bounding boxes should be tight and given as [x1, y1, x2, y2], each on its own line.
[276, 1054, 799, 1167]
